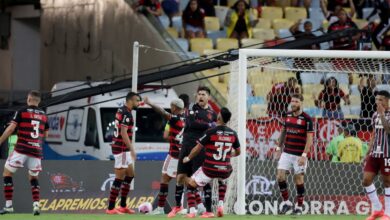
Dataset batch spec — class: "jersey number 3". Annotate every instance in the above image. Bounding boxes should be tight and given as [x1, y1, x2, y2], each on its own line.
[31, 120, 40, 139]
[214, 142, 232, 161]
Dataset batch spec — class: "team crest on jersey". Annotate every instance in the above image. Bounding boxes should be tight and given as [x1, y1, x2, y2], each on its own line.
[126, 117, 130, 123]
[297, 119, 302, 125]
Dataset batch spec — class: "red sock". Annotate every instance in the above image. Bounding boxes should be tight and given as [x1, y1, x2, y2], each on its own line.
[187, 187, 196, 208]
[195, 191, 202, 205]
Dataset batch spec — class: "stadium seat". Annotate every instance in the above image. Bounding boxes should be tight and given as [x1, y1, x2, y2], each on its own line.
[215, 6, 229, 27]
[274, 0, 292, 8]
[261, 6, 283, 20]
[174, 38, 189, 51]
[349, 95, 361, 106]
[203, 49, 223, 55]
[216, 38, 239, 51]
[276, 29, 294, 40]
[377, 84, 390, 91]
[255, 18, 272, 29]
[190, 38, 213, 55]
[300, 72, 326, 84]
[272, 19, 294, 31]
[285, 7, 307, 22]
[208, 30, 227, 43]
[350, 106, 361, 115]
[250, 104, 267, 117]
[205, 16, 220, 31]
[166, 27, 179, 38]
[241, 38, 264, 48]
[353, 19, 368, 29]
[349, 84, 359, 96]
[252, 28, 275, 41]
[250, 8, 259, 19]
[302, 84, 320, 95]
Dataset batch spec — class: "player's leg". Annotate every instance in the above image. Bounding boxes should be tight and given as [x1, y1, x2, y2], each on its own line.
[185, 167, 211, 218]
[277, 153, 293, 214]
[292, 154, 308, 215]
[191, 151, 208, 215]
[117, 152, 135, 214]
[363, 156, 383, 220]
[382, 174, 390, 220]
[0, 151, 26, 214]
[217, 179, 227, 217]
[27, 156, 42, 216]
[106, 153, 127, 214]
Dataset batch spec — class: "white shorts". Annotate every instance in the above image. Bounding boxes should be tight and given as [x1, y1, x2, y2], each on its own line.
[114, 152, 133, 169]
[162, 155, 178, 178]
[5, 151, 42, 175]
[277, 152, 307, 174]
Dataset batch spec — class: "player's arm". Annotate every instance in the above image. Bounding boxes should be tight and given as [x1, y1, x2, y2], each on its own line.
[121, 125, 134, 152]
[0, 123, 17, 145]
[163, 123, 170, 141]
[144, 97, 171, 120]
[277, 127, 286, 151]
[348, 0, 356, 18]
[303, 132, 314, 157]
[183, 143, 202, 163]
[232, 148, 241, 157]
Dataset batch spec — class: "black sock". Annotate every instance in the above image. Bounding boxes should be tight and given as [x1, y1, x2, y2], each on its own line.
[175, 185, 184, 207]
[204, 183, 212, 212]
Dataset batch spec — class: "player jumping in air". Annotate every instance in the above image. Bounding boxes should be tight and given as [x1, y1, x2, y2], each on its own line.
[168, 86, 218, 218]
[0, 91, 49, 216]
[183, 107, 241, 218]
[362, 90, 390, 220]
[106, 92, 141, 215]
[143, 97, 186, 215]
[275, 93, 314, 215]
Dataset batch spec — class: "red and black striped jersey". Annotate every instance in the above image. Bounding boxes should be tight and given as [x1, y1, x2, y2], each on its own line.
[282, 111, 314, 156]
[167, 113, 185, 159]
[197, 125, 240, 179]
[11, 106, 49, 158]
[370, 110, 390, 158]
[111, 106, 134, 155]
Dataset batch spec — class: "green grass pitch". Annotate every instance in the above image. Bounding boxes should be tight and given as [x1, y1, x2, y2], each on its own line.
[0, 214, 367, 220]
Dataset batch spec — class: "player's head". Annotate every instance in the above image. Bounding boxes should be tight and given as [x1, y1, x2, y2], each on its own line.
[337, 9, 348, 23]
[196, 86, 211, 108]
[27, 90, 41, 106]
[325, 77, 338, 89]
[179, 93, 190, 109]
[126, 92, 141, 110]
[287, 77, 297, 88]
[170, 99, 185, 114]
[376, 90, 390, 109]
[303, 21, 313, 33]
[218, 107, 232, 125]
[290, 94, 303, 112]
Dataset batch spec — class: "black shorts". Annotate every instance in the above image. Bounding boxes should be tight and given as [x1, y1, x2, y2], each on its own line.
[177, 144, 205, 176]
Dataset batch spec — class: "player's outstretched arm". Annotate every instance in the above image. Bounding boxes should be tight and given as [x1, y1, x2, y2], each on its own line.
[143, 97, 170, 120]
[0, 123, 16, 145]
[183, 144, 202, 163]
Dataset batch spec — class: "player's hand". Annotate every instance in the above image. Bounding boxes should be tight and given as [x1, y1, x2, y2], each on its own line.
[131, 151, 137, 161]
[143, 97, 150, 105]
[183, 157, 190, 163]
[274, 149, 281, 160]
[208, 122, 217, 128]
[298, 156, 307, 166]
[378, 103, 385, 116]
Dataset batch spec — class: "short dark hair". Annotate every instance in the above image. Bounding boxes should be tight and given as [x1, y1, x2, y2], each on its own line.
[179, 94, 190, 109]
[28, 90, 41, 100]
[220, 107, 232, 124]
[377, 90, 390, 99]
[126, 92, 141, 102]
[197, 86, 211, 95]
[291, 93, 304, 101]
[304, 21, 312, 26]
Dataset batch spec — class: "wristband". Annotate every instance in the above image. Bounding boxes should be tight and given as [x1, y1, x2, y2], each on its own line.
[276, 147, 281, 151]
[302, 153, 307, 158]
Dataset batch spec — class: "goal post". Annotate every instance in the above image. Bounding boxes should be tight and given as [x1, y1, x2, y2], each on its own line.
[226, 49, 390, 216]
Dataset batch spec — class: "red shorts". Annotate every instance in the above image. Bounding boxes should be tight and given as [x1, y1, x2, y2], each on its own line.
[364, 156, 390, 176]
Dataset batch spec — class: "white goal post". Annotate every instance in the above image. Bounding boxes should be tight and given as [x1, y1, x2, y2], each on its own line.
[228, 49, 390, 215]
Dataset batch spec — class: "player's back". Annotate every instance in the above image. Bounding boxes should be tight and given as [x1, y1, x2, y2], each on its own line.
[111, 106, 133, 155]
[12, 106, 48, 158]
[200, 125, 240, 179]
[168, 113, 185, 159]
[338, 137, 362, 163]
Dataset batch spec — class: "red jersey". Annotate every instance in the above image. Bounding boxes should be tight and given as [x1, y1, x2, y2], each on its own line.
[111, 106, 134, 155]
[370, 110, 390, 158]
[267, 83, 299, 116]
[197, 125, 240, 179]
[328, 20, 358, 50]
[282, 111, 314, 156]
[167, 113, 185, 159]
[318, 88, 346, 111]
[11, 106, 49, 158]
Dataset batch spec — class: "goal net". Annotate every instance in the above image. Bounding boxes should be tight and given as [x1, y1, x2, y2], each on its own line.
[223, 49, 390, 215]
